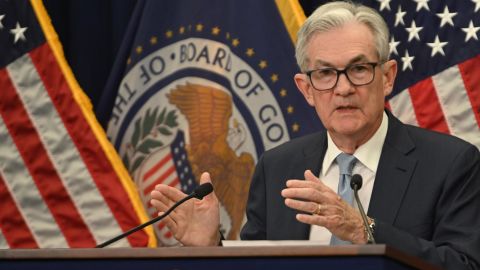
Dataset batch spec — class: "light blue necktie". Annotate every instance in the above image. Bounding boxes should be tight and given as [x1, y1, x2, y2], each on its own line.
[330, 153, 357, 245]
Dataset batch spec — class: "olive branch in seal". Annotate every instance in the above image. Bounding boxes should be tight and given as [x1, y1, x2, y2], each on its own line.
[122, 107, 178, 173]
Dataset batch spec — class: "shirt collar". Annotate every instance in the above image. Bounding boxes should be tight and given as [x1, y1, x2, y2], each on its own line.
[322, 111, 389, 174]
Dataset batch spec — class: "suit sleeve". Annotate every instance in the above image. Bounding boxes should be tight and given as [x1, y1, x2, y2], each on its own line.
[374, 144, 480, 270]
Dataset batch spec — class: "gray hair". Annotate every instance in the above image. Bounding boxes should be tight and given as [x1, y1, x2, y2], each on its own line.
[295, 1, 390, 72]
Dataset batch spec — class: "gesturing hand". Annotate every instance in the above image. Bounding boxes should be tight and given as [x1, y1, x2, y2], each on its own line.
[281, 170, 367, 244]
[150, 172, 220, 246]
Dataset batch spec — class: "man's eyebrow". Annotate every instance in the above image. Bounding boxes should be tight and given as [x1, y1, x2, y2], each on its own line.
[311, 54, 370, 68]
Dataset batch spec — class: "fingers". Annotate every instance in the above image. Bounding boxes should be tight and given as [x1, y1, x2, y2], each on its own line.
[150, 189, 178, 213]
[153, 183, 188, 202]
[304, 169, 319, 182]
[285, 170, 325, 190]
[150, 191, 180, 219]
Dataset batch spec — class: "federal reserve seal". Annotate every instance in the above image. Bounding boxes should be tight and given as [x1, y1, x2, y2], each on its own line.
[105, 21, 312, 245]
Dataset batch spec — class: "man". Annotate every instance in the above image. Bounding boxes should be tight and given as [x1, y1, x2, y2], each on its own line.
[150, 1, 480, 269]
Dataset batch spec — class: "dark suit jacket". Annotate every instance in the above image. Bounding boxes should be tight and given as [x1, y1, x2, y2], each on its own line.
[240, 111, 480, 270]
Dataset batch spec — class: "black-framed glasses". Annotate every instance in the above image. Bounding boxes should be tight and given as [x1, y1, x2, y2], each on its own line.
[305, 62, 381, 91]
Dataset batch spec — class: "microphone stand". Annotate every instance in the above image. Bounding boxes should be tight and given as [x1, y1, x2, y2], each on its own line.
[352, 184, 376, 244]
[96, 183, 213, 248]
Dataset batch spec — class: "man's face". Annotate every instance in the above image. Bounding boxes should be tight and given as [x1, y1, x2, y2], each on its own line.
[295, 22, 397, 143]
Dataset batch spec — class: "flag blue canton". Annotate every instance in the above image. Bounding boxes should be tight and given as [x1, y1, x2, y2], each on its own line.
[353, 0, 480, 149]
[363, 0, 480, 95]
[0, 0, 44, 68]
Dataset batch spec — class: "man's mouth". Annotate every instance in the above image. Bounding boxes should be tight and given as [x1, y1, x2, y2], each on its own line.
[336, 106, 357, 111]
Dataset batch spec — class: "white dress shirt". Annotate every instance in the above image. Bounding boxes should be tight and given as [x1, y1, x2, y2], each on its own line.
[309, 111, 389, 243]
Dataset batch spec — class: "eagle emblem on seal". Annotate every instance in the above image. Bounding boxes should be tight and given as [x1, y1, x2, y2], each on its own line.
[168, 83, 255, 239]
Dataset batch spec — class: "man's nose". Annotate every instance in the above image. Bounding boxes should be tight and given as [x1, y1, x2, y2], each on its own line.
[334, 73, 354, 95]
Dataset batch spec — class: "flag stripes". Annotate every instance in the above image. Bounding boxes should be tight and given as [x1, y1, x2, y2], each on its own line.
[388, 89, 419, 127]
[432, 66, 480, 147]
[0, 44, 132, 247]
[0, 170, 38, 248]
[387, 58, 480, 149]
[142, 153, 181, 196]
[0, 114, 66, 248]
[139, 148, 183, 243]
[0, 0, 154, 248]
[28, 44, 137, 247]
[143, 154, 171, 181]
[1, 65, 94, 247]
[458, 56, 480, 130]
[409, 78, 451, 134]
[0, 229, 8, 248]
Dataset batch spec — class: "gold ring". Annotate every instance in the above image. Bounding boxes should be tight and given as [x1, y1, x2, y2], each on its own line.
[313, 204, 323, 215]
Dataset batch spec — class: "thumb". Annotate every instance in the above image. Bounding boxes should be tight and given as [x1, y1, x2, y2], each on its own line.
[304, 170, 319, 182]
[199, 172, 218, 201]
[199, 171, 212, 185]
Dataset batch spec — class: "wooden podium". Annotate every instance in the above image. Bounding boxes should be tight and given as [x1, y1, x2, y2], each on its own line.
[0, 244, 439, 270]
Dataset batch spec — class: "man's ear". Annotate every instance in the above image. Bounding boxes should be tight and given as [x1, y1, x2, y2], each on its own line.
[382, 59, 397, 96]
[294, 73, 315, 106]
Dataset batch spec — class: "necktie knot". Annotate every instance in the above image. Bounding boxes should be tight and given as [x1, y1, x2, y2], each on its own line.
[336, 153, 357, 176]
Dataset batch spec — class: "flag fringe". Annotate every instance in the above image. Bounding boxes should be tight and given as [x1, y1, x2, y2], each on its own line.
[275, 0, 306, 44]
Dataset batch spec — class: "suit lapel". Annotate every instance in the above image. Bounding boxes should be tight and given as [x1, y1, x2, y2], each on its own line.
[368, 113, 417, 224]
[285, 132, 328, 239]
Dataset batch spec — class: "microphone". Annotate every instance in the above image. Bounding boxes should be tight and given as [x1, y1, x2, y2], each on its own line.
[96, 182, 213, 248]
[350, 174, 376, 244]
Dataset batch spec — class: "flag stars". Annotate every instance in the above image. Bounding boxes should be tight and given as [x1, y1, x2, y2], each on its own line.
[401, 50, 415, 71]
[150, 36, 158, 45]
[179, 26, 186, 34]
[472, 0, 480, 12]
[394, 6, 406, 26]
[259, 60, 268, 69]
[245, 48, 255, 57]
[389, 36, 400, 55]
[280, 88, 287, 97]
[0, 14, 5, 29]
[406, 21, 423, 41]
[413, 0, 430, 12]
[211, 26, 221, 35]
[165, 30, 174, 38]
[436, 6, 457, 27]
[10, 22, 28, 44]
[462, 21, 480, 42]
[226, 32, 231, 40]
[231, 38, 240, 47]
[127, 57, 131, 65]
[196, 23, 204, 32]
[270, 74, 279, 83]
[427, 35, 448, 57]
[136, 46, 143, 54]
[377, 0, 391, 11]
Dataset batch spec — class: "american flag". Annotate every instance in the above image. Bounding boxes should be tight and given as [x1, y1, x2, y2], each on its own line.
[365, 0, 480, 148]
[138, 131, 196, 245]
[0, 0, 153, 248]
